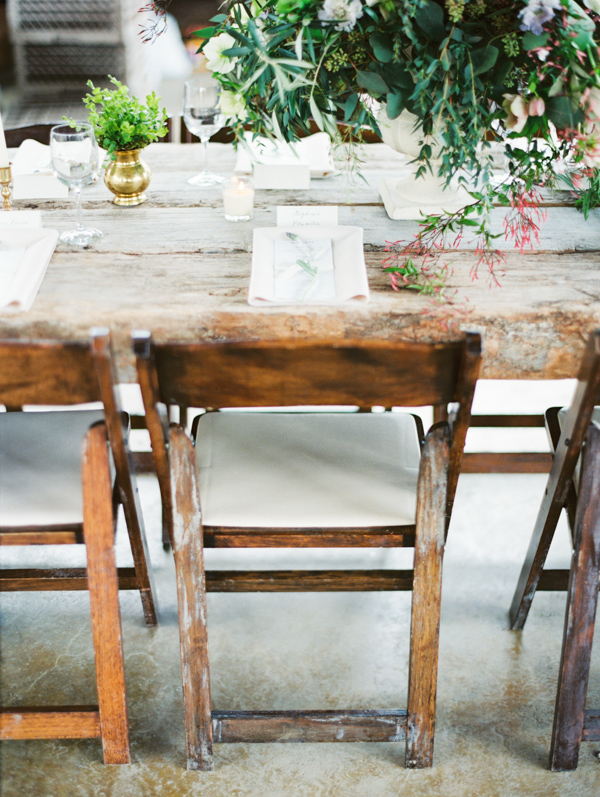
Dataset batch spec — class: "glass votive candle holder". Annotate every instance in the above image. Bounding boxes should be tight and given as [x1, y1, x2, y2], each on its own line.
[222, 175, 254, 221]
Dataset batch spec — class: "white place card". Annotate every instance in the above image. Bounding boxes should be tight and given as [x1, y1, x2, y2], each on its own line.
[0, 210, 43, 229]
[277, 206, 339, 227]
[12, 175, 69, 201]
[254, 163, 310, 190]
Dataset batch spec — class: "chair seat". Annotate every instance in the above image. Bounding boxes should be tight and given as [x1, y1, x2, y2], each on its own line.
[0, 410, 104, 526]
[195, 412, 421, 528]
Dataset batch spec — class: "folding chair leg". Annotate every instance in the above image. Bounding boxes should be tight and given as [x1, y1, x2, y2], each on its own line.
[169, 425, 214, 771]
[406, 424, 449, 768]
[118, 467, 159, 627]
[83, 423, 130, 765]
[550, 423, 600, 771]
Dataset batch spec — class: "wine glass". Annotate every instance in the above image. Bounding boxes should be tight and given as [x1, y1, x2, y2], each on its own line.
[183, 78, 225, 187]
[50, 123, 102, 247]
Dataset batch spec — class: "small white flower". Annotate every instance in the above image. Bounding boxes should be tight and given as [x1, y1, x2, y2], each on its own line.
[203, 33, 237, 74]
[318, 0, 364, 32]
[219, 90, 248, 121]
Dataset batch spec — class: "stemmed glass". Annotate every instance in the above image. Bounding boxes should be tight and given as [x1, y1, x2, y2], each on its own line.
[183, 78, 225, 187]
[50, 123, 102, 247]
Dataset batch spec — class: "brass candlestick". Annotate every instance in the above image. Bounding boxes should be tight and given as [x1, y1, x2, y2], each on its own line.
[0, 165, 12, 211]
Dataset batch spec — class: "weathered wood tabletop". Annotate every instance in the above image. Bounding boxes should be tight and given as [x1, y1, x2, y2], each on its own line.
[2, 141, 600, 381]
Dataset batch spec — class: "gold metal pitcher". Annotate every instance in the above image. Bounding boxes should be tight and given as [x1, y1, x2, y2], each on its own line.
[104, 149, 150, 206]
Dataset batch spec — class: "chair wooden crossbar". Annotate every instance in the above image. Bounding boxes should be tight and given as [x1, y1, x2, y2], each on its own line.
[135, 332, 481, 771]
[509, 329, 600, 770]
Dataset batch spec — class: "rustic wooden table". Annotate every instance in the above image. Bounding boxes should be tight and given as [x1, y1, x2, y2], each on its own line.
[2, 141, 600, 383]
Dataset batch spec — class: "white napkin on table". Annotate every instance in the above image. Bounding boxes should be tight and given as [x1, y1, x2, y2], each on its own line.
[235, 132, 335, 178]
[11, 140, 69, 200]
[249, 225, 369, 306]
[0, 228, 59, 312]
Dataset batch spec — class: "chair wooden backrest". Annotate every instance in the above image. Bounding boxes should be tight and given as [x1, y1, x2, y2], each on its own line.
[134, 332, 482, 542]
[3, 124, 58, 148]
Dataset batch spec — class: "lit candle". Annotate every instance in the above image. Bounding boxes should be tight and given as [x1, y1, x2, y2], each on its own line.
[0, 111, 9, 168]
[223, 175, 254, 221]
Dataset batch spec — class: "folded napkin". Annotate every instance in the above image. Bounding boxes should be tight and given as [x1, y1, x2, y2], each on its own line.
[235, 132, 335, 178]
[0, 228, 59, 312]
[249, 225, 369, 306]
[11, 140, 69, 200]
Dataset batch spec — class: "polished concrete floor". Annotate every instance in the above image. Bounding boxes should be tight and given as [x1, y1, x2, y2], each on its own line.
[2, 399, 600, 795]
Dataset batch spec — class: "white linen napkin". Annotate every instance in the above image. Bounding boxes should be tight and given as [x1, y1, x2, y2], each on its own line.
[235, 132, 335, 178]
[249, 225, 369, 306]
[11, 140, 69, 200]
[0, 228, 59, 311]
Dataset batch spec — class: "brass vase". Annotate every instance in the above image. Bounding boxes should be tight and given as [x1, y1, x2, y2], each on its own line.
[104, 149, 150, 206]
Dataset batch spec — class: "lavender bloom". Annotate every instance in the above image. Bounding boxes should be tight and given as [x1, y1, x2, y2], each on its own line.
[519, 0, 562, 36]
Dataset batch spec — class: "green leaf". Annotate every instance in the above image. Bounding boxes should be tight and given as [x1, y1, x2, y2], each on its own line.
[369, 32, 394, 63]
[309, 94, 324, 129]
[414, 1, 446, 42]
[344, 93, 359, 122]
[210, 14, 228, 22]
[386, 91, 406, 120]
[470, 45, 499, 76]
[192, 26, 217, 39]
[356, 70, 388, 95]
[385, 63, 413, 90]
[546, 96, 585, 130]
[521, 31, 550, 51]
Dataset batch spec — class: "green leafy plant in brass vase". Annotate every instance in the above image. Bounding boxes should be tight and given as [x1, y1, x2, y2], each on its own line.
[72, 76, 169, 207]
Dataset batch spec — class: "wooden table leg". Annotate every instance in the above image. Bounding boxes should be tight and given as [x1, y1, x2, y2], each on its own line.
[550, 423, 600, 771]
[83, 423, 130, 765]
[169, 425, 214, 771]
[406, 424, 449, 768]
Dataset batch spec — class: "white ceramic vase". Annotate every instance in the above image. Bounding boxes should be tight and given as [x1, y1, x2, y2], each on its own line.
[378, 107, 470, 220]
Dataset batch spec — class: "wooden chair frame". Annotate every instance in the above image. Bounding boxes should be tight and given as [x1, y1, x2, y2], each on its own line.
[0, 330, 157, 626]
[509, 330, 600, 769]
[0, 421, 130, 762]
[134, 332, 481, 770]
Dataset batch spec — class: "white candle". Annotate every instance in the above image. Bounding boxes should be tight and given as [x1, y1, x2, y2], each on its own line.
[223, 175, 254, 221]
[0, 111, 9, 168]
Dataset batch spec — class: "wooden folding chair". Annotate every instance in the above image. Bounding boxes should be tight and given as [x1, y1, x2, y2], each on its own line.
[0, 329, 158, 627]
[509, 329, 600, 770]
[0, 330, 157, 762]
[0, 329, 157, 626]
[134, 332, 481, 770]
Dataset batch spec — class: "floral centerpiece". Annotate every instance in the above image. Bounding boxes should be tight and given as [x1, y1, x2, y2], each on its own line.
[152, 0, 600, 294]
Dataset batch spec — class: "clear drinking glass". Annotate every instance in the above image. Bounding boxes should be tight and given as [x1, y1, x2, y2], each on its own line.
[50, 123, 102, 247]
[183, 78, 225, 187]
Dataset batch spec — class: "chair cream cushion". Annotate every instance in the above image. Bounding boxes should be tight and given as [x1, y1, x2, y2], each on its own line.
[0, 410, 105, 526]
[195, 412, 421, 528]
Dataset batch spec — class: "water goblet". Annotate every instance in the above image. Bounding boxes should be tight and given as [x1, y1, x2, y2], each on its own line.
[50, 123, 102, 247]
[183, 78, 225, 187]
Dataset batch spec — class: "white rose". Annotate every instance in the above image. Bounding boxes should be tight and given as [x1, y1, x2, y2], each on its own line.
[203, 33, 237, 74]
[219, 90, 248, 121]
